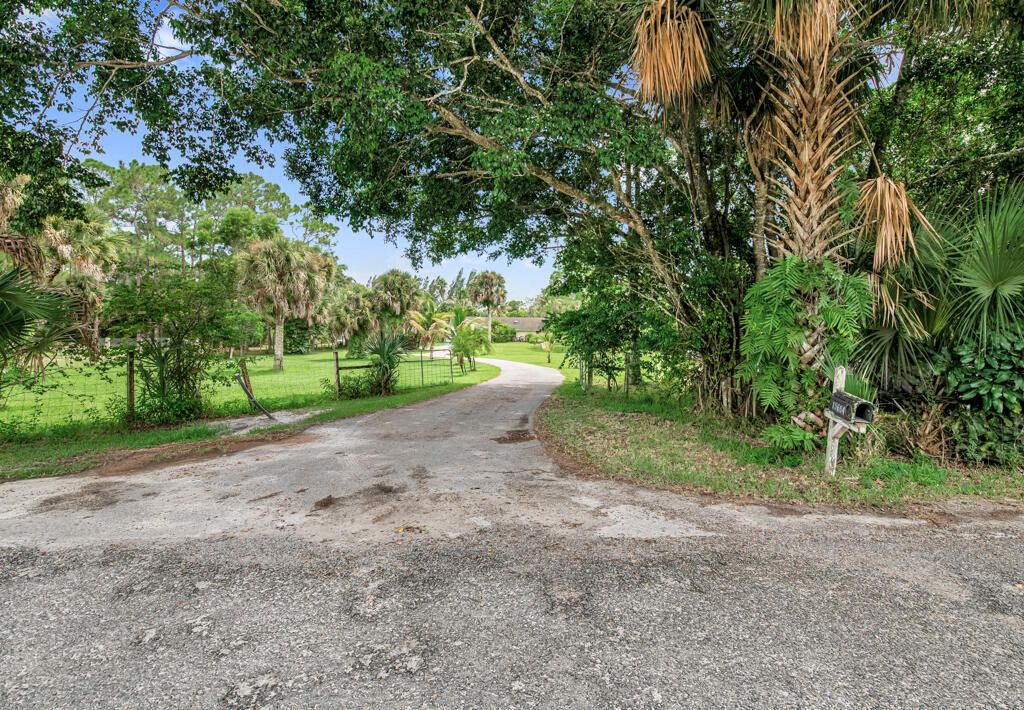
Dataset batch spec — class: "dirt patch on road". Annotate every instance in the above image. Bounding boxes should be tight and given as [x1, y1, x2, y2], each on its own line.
[86, 432, 320, 478]
[494, 429, 536, 444]
[312, 494, 339, 511]
[35, 481, 126, 512]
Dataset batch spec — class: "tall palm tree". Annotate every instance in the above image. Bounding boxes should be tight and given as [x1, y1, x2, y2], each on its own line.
[324, 282, 379, 347]
[370, 269, 422, 322]
[631, 0, 985, 397]
[237, 237, 335, 370]
[467, 271, 507, 343]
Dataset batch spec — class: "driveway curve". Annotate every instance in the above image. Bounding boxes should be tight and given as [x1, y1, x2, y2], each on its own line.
[1, 359, 1022, 708]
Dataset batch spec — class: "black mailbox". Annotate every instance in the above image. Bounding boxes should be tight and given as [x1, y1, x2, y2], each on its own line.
[829, 391, 875, 423]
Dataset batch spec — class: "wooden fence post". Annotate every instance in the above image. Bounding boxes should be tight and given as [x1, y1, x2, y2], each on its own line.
[126, 350, 136, 423]
[333, 350, 341, 397]
[240, 360, 254, 408]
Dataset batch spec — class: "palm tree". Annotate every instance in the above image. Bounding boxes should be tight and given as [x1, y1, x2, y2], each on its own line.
[854, 182, 1024, 388]
[467, 271, 507, 343]
[631, 0, 986, 411]
[324, 282, 378, 347]
[237, 237, 335, 370]
[0, 268, 68, 401]
[408, 294, 451, 356]
[370, 269, 421, 323]
[631, 0, 974, 272]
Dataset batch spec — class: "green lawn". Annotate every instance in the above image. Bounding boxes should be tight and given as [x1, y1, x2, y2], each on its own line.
[536, 380, 1024, 507]
[0, 362, 500, 480]
[1, 350, 460, 433]
[488, 341, 568, 369]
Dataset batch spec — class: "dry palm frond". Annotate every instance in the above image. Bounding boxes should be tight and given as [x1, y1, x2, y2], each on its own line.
[632, 0, 711, 107]
[772, 0, 840, 61]
[857, 174, 936, 271]
[0, 175, 30, 230]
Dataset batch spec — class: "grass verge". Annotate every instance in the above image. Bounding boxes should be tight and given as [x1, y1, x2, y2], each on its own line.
[0, 363, 500, 481]
[536, 381, 1024, 508]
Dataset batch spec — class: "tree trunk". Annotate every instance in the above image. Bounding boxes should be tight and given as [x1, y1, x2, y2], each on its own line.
[752, 174, 769, 281]
[486, 308, 492, 343]
[273, 315, 285, 370]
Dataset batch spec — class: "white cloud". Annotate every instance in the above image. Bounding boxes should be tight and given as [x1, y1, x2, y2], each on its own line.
[153, 19, 191, 59]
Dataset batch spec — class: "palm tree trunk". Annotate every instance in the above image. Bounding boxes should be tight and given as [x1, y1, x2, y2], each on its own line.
[752, 174, 769, 281]
[486, 307, 492, 343]
[273, 314, 285, 370]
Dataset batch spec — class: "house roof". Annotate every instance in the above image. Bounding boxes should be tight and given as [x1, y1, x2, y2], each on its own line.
[495, 317, 544, 332]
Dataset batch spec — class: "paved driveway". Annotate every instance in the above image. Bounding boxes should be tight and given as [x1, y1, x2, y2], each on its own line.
[1, 359, 1022, 708]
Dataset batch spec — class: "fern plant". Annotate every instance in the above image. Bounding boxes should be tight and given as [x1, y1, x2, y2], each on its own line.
[740, 258, 873, 450]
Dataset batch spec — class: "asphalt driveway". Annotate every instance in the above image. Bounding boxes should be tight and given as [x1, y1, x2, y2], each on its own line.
[1, 359, 1022, 707]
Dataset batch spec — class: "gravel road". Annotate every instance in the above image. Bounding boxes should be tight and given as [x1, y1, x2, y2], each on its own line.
[1, 359, 1022, 708]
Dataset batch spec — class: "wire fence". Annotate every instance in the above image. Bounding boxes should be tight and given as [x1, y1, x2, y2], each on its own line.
[0, 347, 460, 437]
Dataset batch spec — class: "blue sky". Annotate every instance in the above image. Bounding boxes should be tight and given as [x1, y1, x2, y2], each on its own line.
[95, 128, 554, 301]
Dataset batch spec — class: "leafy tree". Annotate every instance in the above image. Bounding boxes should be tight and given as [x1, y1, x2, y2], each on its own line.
[293, 207, 339, 249]
[103, 271, 235, 424]
[503, 299, 528, 317]
[216, 305, 265, 358]
[236, 237, 335, 370]
[467, 271, 506, 342]
[202, 174, 295, 223]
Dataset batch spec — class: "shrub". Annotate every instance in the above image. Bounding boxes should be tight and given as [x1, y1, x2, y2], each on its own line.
[345, 333, 367, 358]
[363, 328, 405, 395]
[104, 272, 234, 424]
[938, 333, 1024, 465]
[323, 371, 376, 400]
[491, 321, 517, 343]
[740, 258, 872, 451]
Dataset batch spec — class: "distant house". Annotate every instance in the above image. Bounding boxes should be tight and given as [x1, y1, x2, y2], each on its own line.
[495, 317, 544, 334]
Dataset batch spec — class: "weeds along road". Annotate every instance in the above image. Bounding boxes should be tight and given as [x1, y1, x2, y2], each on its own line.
[1, 359, 1022, 707]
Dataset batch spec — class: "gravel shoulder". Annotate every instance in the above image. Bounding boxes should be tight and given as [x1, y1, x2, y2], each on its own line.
[1, 359, 1022, 707]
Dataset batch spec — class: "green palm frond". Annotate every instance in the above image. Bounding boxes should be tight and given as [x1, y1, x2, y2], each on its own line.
[951, 182, 1024, 343]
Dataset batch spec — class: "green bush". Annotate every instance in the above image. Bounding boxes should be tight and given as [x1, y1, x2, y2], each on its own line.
[104, 271, 234, 424]
[740, 258, 872, 451]
[491, 321, 517, 343]
[323, 371, 376, 400]
[939, 333, 1024, 465]
[364, 328, 405, 395]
